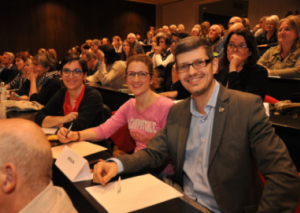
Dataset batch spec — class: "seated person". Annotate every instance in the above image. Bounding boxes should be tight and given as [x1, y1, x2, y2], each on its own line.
[160, 32, 191, 99]
[0, 119, 77, 213]
[258, 15, 300, 78]
[152, 33, 173, 68]
[112, 36, 123, 53]
[81, 51, 100, 76]
[145, 36, 157, 58]
[58, 55, 174, 174]
[120, 39, 136, 62]
[207, 25, 223, 53]
[86, 45, 127, 89]
[10, 54, 63, 105]
[215, 29, 268, 100]
[0, 52, 19, 84]
[5, 52, 31, 90]
[35, 55, 104, 131]
[256, 15, 279, 48]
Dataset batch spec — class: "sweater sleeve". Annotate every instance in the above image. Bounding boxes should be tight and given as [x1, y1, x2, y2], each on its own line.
[35, 88, 65, 126]
[153, 54, 174, 68]
[97, 61, 126, 86]
[92, 99, 131, 141]
[269, 57, 300, 78]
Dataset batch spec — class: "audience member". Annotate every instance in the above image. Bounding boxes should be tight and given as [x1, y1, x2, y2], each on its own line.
[199, 21, 210, 38]
[11, 54, 63, 105]
[85, 39, 92, 46]
[38, 48, 46, 54]
[47, 48, 59, 70]
[87, 45, 126, 89]
[242, 18, 251, 31]
[90, 39, 105, 62]
[0, 52, 19, 84]
[58, 54, 174, 175]
[127, 33, 144, 54]
[102, 37, 109, 45]
[215, 29, 268, 100]
[112, 36, 123, 53]
[160, 32, 190, 99]
[227, 16, 242, 29]
[207, 24, 223, 53]
[5, 52, 30, 90]
[169, 24, 177, 34]
[149, 26, 155, 35]
[256, 15, 279, 48]
[177, 24, 185, 33]
[92, 36, 300, 213]
[0, 119, 77, 213]
[35, 55, 104, 130]
[144, 31, 153, 45]
[163, 25, 169, 34]
[146, 36, 157, 58]
[81, 51, 100, 76]
[191, 27, 200, 36]
[120, 39, 136, 61]
[253, 16, 268, 37]
[152, 33, 173, 68]
[258, 15, 300, 78]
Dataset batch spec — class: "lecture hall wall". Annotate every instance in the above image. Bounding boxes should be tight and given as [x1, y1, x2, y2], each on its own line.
[0, 0, 155, 61]
[160, 0, 300, 33]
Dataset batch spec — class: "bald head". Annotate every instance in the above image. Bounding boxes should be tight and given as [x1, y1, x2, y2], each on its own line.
[127, 33, 136, 44]
[228, 16, 242, 28]
[0, 119, 52, 191]
[229, 23, 245, 33]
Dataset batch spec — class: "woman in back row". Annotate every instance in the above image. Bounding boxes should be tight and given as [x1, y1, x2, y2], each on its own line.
[258, 15, 300, 78]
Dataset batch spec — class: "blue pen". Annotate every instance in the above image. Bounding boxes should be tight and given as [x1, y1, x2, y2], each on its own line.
[14, 94, 21, 98]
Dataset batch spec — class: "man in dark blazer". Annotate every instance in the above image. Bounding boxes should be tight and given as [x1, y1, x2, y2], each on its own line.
[93, 37, 300, 213]
[0, 52, 19, 84]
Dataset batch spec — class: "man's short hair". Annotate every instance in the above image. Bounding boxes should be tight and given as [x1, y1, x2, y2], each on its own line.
[93, 39, 101, 46]
[3, 52, 15, 62]
[174, 37, 214, 65]
[0, 119, 52, 191]
[210, 24, 222, 33]
[82, 50, 96, 60]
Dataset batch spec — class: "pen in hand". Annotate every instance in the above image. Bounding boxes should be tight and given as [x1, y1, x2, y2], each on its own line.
[117, 176, 121, 193]
[65, 122, 73, 138]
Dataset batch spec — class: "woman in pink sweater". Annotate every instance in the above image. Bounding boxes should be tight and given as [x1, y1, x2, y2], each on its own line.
[58, 54, 174, 173]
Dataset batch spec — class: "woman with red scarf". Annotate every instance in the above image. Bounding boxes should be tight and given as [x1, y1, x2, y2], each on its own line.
[35, 55, 104, 131]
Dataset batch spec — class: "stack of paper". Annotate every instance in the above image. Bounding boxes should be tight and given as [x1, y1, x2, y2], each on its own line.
[86, 174, 183, 213]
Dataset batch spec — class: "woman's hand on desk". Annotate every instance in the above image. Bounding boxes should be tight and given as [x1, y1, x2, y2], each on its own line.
[63, 112, 78, 123]
[57, 127, 78, 143]
[93, 161, 118, 186]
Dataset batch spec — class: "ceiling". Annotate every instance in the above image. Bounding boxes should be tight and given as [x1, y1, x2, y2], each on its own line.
[126, 0, 182, 5]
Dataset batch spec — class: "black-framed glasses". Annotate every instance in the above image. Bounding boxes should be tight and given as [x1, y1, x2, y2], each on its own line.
[227, 43, 248, 52]
[177, 59, 211, 73]
[62, 69, 83, 77]
[126, 71, 149, 79]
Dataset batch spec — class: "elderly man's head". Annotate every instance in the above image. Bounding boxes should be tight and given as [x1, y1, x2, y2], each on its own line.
[127, 33, 136, 44]
[228, 16, 242, 29]
[208, 25, 222, 42]
[162, 25, 169, 34]
[0, 119, 52, 211]
[191, 27, 200, 36]
[2, 52, 14, 67]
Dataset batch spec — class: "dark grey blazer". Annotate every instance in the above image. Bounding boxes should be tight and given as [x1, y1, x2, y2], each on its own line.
[118, 85, 300, 213]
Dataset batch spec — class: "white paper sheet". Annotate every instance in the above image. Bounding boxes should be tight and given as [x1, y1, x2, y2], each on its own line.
[85, 174, 183, 213]
[42, 127, 58, 135]
[52, 141, 107, 159]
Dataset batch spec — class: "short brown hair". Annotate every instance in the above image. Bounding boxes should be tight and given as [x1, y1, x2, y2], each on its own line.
[126, 54, 160, 90]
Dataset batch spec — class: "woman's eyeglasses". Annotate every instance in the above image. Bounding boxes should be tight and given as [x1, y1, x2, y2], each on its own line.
[62, 69, 83, 77]
[126, 71, 149, 79]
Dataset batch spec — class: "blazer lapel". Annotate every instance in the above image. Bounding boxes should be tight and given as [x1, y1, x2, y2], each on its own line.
[176, 98, 192, 177]
[209, 85, 229, 168]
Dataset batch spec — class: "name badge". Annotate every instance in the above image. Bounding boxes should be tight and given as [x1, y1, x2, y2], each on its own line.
[55, 146, 92, 182]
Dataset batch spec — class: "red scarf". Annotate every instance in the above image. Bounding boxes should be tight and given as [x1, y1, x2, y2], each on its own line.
[63, 85, 85, 115]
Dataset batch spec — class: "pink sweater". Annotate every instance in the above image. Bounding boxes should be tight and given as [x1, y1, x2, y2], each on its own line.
[93, 95, 174, 174]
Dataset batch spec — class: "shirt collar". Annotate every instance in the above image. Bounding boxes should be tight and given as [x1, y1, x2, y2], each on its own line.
[190, 80, 220, 117]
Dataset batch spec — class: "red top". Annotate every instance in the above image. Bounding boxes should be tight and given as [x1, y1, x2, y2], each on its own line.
[63, 85, 85, 115]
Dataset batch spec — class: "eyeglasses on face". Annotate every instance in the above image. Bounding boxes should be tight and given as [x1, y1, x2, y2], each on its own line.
[227, 43, 248, 52]
[62, 69, 83, 77]
[126, 71, 149, 79]
[177, 59, 211, 73]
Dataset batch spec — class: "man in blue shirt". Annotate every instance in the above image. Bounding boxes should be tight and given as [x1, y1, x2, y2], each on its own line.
[92, 37, 300, 213]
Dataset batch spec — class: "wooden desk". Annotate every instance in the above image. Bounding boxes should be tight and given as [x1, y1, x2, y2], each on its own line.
[88, 83, 132, 111]
[267, 77, 300, 101]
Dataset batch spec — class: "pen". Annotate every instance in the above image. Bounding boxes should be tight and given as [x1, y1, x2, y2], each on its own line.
[117, 176, 121, 193]
[14, 94, 21, 98]
[65, 122, 73, 138]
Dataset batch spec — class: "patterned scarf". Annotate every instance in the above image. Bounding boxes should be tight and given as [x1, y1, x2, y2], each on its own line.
[36, 71, 58, 93]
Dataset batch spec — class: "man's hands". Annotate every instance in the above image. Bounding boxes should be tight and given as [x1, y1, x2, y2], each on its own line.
[93, 161, 118, 186]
